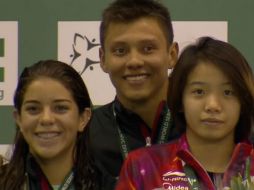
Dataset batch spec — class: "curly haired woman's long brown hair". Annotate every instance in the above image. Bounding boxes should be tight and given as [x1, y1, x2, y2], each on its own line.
[0, 60, 98, 190]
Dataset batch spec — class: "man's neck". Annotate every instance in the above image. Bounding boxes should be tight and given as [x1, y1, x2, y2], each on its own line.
[119, 97, 165, 128]
[116, 81, 168, 128]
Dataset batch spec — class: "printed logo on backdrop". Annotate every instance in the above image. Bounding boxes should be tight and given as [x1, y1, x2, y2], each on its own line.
[58, 21, 115, 106]
[0, 22, 18, 106]
[70, 33, 100, 75]
[58, 21, 228, 106]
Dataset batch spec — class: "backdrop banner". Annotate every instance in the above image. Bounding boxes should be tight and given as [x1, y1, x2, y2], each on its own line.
[58, 21, 228, 105]
[0, 20, 227, 157]
[0, 21, 18, 106]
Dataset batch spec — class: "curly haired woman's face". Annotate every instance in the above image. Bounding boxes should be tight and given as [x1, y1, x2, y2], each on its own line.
[14, 77, 90, 161]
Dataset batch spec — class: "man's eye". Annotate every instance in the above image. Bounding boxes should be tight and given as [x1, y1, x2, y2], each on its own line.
[143, 45, 154, 53]
[113, 47, 126, 56]
[55, 105, 69, 113]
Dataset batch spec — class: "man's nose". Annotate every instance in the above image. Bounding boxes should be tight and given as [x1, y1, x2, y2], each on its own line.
[126, 49, 144, 69]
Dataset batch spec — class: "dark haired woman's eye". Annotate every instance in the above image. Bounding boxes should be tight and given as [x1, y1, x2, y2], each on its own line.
[224, 89, 234, 96]
[192, 89, 205, 96]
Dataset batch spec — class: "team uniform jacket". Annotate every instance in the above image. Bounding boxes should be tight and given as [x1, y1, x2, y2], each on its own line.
[88, 99, 179, 189]
[116, 135, 254, 190]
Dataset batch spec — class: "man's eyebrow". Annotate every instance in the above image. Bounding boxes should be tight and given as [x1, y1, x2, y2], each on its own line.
[53, 99, 72, 103]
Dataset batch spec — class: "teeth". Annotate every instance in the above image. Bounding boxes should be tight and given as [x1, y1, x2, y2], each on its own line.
[37, 132, 59, 139]
[126, 75, 147, 81]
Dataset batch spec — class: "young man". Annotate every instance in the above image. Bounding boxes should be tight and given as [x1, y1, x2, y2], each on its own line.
[89, 0, 179, 188]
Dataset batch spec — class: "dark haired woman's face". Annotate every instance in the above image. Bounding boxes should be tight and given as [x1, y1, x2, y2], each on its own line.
[14, 77, 91, 161]
[183, 62, 241, 143]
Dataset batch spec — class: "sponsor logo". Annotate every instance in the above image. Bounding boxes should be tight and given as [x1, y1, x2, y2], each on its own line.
[58, 21, 115, 105]
[70, 33, 100, 75]
[153, 186, 189, 190]
[0, 38, 4, 57]
[0, 22, 18, 106]
[164, 171, 186, 177]
[162, 171, 189, 190]
[0, 90, 3, 101]
[153, 187, 188, 190]
[0, 67, 4, 82]
[0, 39, 5, 84]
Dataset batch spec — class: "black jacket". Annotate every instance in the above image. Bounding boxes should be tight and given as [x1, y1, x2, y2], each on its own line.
[88, 99, 179, 190]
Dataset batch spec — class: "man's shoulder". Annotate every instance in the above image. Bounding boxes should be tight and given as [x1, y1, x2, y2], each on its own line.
[92, 101, 114, 121]
[93, 102, 113, 114]
[89, 101, 116, 133]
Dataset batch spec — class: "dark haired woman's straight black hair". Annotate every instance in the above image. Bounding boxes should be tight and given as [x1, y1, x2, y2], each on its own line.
[168, 37, 254, 143]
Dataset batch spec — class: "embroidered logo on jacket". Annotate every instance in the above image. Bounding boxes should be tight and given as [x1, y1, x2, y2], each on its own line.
[161, 171, 190, 190]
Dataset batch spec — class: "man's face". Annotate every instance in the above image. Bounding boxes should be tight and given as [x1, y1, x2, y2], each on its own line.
[100, 17, 177, 108]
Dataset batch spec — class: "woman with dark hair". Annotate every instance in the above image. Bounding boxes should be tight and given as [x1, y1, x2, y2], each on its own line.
[0, 60, 98, 190]
[116, 37, 254, 190]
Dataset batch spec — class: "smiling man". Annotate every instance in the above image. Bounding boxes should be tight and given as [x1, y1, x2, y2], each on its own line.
[88, 0, 179, 189]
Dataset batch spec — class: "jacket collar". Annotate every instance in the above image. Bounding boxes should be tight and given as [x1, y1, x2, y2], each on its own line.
[176, 134, 253, 188]
[25, 154, 52, 190]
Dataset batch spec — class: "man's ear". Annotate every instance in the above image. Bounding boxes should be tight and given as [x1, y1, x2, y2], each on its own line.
[13, 109, 22, 132]
[168, 42, 179, 69]
[78, 108, 92, 132]
[99, 47, 108, 73]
